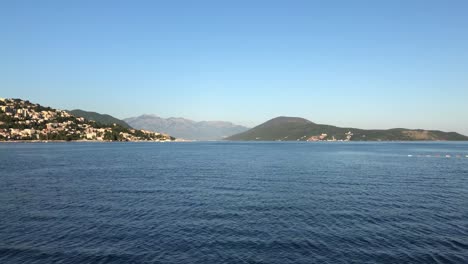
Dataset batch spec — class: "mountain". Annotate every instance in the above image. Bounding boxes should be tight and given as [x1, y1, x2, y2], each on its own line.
[226, 116, 468, 141]
[0, 98, 174, 142]
[67, 109, 131, 128]
[124, 114, 249, 140]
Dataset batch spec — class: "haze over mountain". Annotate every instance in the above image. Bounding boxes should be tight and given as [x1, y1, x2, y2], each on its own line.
[227, 116, 468, 141]
[125, 115, 249, 140]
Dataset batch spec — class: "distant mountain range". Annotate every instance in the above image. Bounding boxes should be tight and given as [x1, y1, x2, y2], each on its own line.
[124, 114, 249, 140]
[67, 109, 132, 128]
[5, 98, 466, 142]
[226, 116, 468, 141]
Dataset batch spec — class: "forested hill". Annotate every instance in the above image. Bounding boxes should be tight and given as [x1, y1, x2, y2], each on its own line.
[226, 116, 468, 141]
[67, 109, 131, 128]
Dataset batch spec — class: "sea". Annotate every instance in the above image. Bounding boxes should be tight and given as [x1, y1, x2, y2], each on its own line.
[1, 142, 467, 264]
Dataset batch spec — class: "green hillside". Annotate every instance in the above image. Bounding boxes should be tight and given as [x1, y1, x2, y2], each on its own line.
[226, 116, 468, 141]
[67, 109, 132, 128]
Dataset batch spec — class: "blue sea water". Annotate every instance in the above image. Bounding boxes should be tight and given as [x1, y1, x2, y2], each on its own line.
[0, 142, 467, 264]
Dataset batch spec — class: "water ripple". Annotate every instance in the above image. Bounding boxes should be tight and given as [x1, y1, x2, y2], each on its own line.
[1, 142, 468, 263]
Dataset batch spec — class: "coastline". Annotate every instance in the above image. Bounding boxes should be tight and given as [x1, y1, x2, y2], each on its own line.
[1, 140, 467, 143]
[0, 140, 177, 143]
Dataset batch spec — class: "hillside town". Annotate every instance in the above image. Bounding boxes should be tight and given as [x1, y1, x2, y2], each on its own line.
[0, 98, 175, 142]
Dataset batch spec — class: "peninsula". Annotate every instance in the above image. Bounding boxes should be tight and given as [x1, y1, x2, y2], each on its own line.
[226, 117, 468, 141]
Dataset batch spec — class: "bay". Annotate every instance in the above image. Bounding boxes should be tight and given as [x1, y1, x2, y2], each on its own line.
[1, 142, 467, 263]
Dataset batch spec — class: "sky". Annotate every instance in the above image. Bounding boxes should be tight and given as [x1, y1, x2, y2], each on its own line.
[1, 0, 467, 134]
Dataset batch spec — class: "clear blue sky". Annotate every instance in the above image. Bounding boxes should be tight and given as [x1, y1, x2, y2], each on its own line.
[1, 0, 467, 134]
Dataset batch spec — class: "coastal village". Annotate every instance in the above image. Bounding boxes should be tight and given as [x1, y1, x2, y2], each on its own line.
[305, 131, 353, 142]
[0, 98, 174, 142]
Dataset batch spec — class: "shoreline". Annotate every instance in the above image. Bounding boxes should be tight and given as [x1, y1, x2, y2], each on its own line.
[1, 140, 467, 143]
[0, 140, 178, 143]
